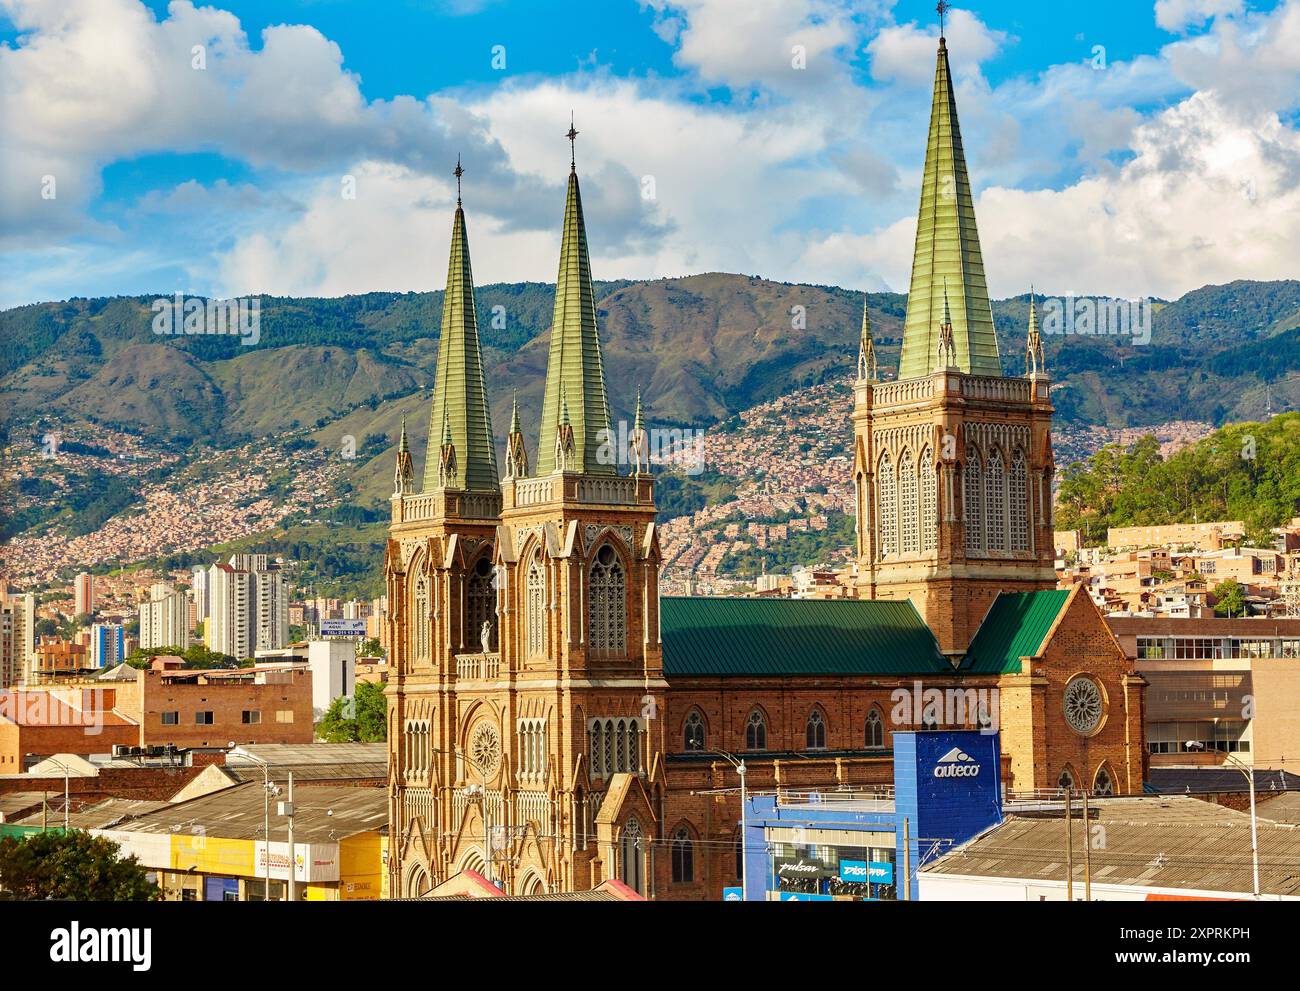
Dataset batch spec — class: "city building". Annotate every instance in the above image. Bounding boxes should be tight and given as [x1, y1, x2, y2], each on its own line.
[1107, 615, 1300, 769]
[138, 583, 192, 651]
[207, 556, 289, 660]
[89, 622, 125, 669]
[74, 572, 95, 616]
[255, 638, 357, 717]
[0, 659, 313, 768]
[1107, 521, 1246, 552]
[192, 566, 209, 622]
[92, 781, 387, 901]
[0, 592, 36, 687]
[919, 795, 1300, 900]
[384, 28, 1147, 901]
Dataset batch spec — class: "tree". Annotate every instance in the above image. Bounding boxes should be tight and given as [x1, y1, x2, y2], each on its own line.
[317, 680, 387, 743]
[1212, 579, 1248, 617]
[0, 830, 159, 901]
[359, 637, 383, 658]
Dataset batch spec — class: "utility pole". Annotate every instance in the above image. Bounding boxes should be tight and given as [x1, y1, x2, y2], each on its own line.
[1064, 789, 1074, 901]
[285, 772, 296, 901]
[1082, 789, 1091, 902]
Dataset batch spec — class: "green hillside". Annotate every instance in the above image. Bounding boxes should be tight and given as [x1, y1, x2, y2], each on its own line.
[1057, 412, 1300, 546]
[5, 277, 1298, 457]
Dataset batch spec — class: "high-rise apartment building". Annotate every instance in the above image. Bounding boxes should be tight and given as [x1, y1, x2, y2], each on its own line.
[90, 622, 125, 668]
[0, 591, 37, 686]
[139, 583, 192, 651]
[74, 572, 95, 616]
[206, 557, 288, 660]
[192, 566, 210, 622]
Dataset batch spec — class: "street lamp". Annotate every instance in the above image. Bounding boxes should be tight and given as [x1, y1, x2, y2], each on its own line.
[1186, 741, 1260, 899]
[708, 750, 749, 901]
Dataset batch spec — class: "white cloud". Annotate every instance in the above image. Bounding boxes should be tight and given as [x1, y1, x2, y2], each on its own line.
[866, 8, 1008, 84]
[1155, 0, 1244, 33]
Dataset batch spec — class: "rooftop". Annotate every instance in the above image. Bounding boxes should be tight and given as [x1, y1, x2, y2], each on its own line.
[922, 796, 1300, 898]
[660, 596, 948, 677]
[104, 780, 387, 843]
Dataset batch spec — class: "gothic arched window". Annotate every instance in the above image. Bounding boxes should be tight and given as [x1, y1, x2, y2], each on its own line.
[683, 710, 705, 752]
[877, 452, 897, 557]
[1009, 449, 1029, 552]
[525, 556, 545, 658]
[588, 545, 627, 656]
[467, 556, 496, 652]
[806, 709, 827, 750]
[919, 447, 937, 553]
[745, 709, 767, 752]
[413, 574, 430, 662]
[1058, 768, 1075, 793]
[964, 447, 983, 553]
[620, 818, 644, 893]
[898, 449, 918, 554]
[865, 708, 885, 749]
[671, 827, 694, 883]
[986, 449, 1006, 551]
[1093, 766, 1114, 797]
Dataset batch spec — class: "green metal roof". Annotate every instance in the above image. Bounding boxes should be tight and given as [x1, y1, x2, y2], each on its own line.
[660, 596, 949, 678]
[960, 590, 1070, 674]
[535, 167, 615, 475]
[423, 201, 499, 492]
[897, 38, 1002, 380]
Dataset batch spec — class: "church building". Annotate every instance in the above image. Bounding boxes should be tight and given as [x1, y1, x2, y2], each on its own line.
[384, 35, 1147, 900]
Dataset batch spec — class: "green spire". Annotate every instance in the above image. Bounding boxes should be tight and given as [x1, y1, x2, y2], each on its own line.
[896, 36, 1002, 380]
[509, 394, 521, 435]
[422, 166, 499, 491]
[399, 414, 409, 453]
[535, 128, 615, 476]
[857, 296, 878, 382]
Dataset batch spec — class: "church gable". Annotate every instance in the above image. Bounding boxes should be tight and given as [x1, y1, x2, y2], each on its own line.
[960, 589, 1070, 674]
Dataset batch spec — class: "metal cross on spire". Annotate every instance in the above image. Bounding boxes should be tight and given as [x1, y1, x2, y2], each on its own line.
[567, 112, 578, 171]
[937, 0, 949, 38]
[454, 155, 464, 205]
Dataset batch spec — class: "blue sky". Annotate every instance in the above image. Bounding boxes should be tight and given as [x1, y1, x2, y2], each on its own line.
[2, 0, 1298, 308]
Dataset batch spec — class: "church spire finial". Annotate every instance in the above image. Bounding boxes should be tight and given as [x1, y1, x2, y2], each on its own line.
[567, 112, 578, 172]
[857, 294, 878, 383]
[454, 155, 463, 206]
[1025, 285, 1047, 377]
[937, 0, 949, 40]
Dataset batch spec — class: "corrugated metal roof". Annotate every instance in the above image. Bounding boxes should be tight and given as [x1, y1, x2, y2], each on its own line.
[922, 796, 1300, 898]
[961, 590, 1070, 674]
[660, 596, 948, 677]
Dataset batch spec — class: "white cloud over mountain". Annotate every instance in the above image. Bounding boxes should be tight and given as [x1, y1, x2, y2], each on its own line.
[1, 0, 1298, 307]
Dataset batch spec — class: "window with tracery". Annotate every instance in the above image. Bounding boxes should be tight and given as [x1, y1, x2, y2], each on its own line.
[986, 449, 1006, 551]
[806, 709, 827, 750]
[1093, 766, 1114, 797]
[518, 718, 547, 781]
[877, 451, 896, 556]
[919, 447, 937, 552]
[671, 828, 694, 883]
[467, 556, 496, 651]
[865, 708, 885, 749]
[745, 709, 767, 751]
[589, 545, 627, 656]
[621, 818, 644, 893]
[1009, 449, 1029, 552]
[413, 574, 430, 661]
[964, 448, 983, 553]
[899, 449, 918, 554]
[525, 557, 546, 658]
[683, 710, 705, 751]
[588, 717, 641, 778]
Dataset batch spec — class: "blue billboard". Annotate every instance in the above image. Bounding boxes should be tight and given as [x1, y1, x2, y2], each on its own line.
[892, 730, 1002, 900]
